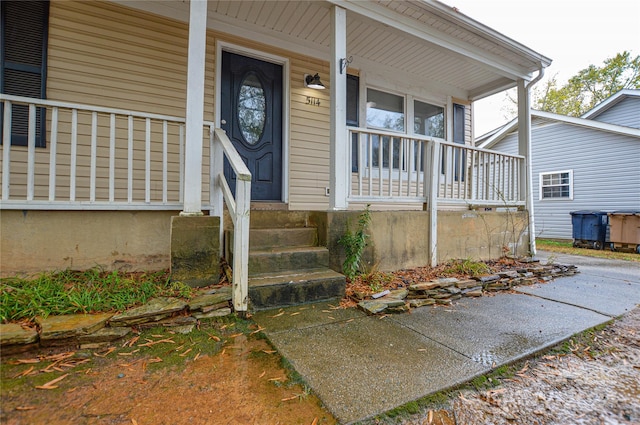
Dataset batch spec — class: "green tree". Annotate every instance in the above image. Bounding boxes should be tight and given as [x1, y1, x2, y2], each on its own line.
[534, 51, 640, 116]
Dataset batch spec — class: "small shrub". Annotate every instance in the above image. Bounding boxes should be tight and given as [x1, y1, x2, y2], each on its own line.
[443, 258, 490, 277]
[338, 205, 372, 279]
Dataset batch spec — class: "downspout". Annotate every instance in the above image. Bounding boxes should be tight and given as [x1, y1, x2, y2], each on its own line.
[522, 65, 545, 257]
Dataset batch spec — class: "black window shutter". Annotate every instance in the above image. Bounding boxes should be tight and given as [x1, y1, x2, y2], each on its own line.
[1, 1, 49, 147]
[347, 74, 359, 171]
[453, 104, 465, 145]
[453, 103, 465, 181]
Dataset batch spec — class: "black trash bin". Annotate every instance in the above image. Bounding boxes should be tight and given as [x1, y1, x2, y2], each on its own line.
[570, 210, 608, 250]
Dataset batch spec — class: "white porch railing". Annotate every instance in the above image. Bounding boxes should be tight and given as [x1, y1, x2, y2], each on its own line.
[1, 94, 251, 312]
[348, 127, 525, 207]
[1, 94, 188, 209]
[209, 126, 251, 314]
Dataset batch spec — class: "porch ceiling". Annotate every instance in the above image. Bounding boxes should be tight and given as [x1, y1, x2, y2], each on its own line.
[117, 0, 551, 100]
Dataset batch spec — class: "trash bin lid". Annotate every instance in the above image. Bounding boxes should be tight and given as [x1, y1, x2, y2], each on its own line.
[608, 210, 640, 216]
[570, 210, 607, 216]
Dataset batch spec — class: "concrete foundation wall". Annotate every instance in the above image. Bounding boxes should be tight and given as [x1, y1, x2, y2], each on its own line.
[314, 209, 530, 275]
[0, 210, 178, 277]
[437, 210, 530, 262]
[313, 210, 433, 274]
[1, 208, 530, 278]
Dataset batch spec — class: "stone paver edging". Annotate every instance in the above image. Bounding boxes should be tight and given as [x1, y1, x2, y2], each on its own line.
[357, 263, 578, 315]
[0, 286, 233, 355]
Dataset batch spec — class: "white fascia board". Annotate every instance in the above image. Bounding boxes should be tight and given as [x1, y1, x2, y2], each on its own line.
[533, 110, 640, 137]
[477, 117, 518, 149]
[581, 89, 640, 119]
[328, 0, 542, 81]
[423, 0, 552, 68]
[481, 110, 640, 149]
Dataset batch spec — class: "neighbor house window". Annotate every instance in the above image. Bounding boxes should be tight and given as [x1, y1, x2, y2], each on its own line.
[540, 170, 573, 200]
[0, 0, 49, 147]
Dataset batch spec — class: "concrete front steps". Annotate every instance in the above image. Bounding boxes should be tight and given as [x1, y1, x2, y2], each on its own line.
[228, 210, 345, 310]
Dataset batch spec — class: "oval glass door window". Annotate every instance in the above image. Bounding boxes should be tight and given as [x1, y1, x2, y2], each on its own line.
[238, 73, 266, 145]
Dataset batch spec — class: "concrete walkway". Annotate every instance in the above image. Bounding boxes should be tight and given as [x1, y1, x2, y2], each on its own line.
[253, 252, 640, 424]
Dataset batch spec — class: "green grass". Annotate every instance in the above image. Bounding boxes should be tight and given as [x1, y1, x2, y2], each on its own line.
[537, 239, 639, 262]
[0, 268, 194, 323]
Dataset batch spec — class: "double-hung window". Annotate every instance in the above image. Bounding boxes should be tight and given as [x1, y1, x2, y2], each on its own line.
[365, 88, 404, 170]
[413, 100, 445, 172]
[413, 100, 444, 138]
[540, 170, 573, 200]
[1, 0, 49, 147]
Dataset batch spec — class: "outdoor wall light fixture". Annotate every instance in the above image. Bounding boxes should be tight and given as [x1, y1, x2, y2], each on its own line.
[304, 73, 325, 89]
[339, 56, 353, 74]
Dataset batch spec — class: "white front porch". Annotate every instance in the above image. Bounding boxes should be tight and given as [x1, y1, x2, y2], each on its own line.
[0, 0, 552, 312]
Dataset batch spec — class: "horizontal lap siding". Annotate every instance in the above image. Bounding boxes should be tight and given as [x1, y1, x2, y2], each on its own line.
[494, 121, 640, 240]
[289, 59, 331, 210]
[30, 1, 216, 204]
[48, 1, 198, 116]
[592, 97, 640, 129]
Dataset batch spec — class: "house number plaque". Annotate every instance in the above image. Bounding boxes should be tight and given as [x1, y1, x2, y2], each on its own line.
[306, 96, 321, 106]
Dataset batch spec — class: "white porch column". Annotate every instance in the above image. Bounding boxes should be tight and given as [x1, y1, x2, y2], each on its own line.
[517, 78, 537, 255]
[329, 5, 348, 210]
[428, 141, 441, 267]
[181, 0, 208, 216]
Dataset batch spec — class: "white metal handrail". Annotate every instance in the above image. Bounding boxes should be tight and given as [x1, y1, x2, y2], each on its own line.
[209, 125, 251, 314]
[348, 127, 525, 207]
[1, 94, 186, 209]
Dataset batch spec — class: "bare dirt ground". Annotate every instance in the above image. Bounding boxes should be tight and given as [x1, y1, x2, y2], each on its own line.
[2, 306, 638, 425]
[393, 307, 640, 425]
[1, 325, 337, 425]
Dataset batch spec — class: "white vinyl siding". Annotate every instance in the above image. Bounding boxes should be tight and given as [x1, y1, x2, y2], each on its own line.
[490, 117, 640, 240]
[591, 97, 640, 129]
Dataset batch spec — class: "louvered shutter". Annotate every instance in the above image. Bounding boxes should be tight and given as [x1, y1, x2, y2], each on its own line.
[1, 1, 49, 147]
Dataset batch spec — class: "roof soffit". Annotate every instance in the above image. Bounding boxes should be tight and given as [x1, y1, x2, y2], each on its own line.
[330, 0, 549, 79]
[113, 0, 550, 98]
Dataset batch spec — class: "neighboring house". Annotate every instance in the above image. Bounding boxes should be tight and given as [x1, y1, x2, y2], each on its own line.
[478, 89, 640, 241]
[1, 0, 551, 311]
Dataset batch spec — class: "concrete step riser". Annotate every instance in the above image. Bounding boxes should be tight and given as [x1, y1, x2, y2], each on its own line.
[249, 211, 312, 229]
[249, 249, 329, 275]
[249, 275, 345, 310]
[229, 228, 318, 251]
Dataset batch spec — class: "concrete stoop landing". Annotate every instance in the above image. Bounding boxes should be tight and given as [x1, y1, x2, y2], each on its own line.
[230, 210, 346, 310]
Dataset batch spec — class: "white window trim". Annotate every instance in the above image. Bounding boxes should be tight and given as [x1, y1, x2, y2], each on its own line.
[539, 169, 574, 201]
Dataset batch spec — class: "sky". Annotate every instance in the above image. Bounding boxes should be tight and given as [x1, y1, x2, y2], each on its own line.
[439, 0, 640, 136]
